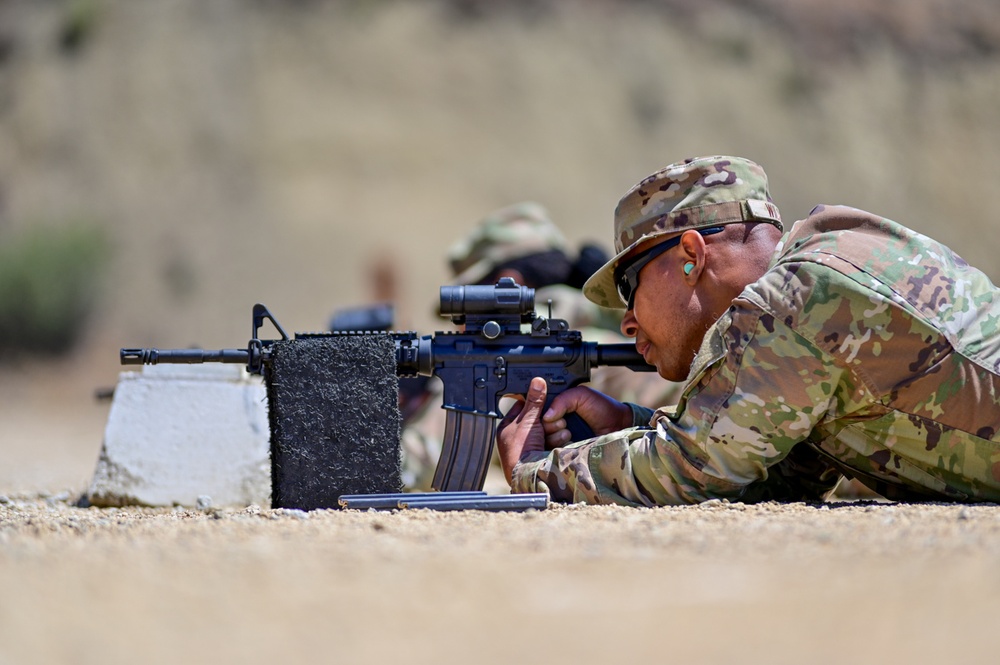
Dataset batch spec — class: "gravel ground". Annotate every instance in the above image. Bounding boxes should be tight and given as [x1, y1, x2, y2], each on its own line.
[2, 492, 999, 665]
[3, 361, 999, 664]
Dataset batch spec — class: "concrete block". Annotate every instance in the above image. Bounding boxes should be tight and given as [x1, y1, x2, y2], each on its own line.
[87, 364, 270, 508]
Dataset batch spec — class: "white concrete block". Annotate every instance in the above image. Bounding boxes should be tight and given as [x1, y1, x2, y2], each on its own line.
[88, 363, 270, 508]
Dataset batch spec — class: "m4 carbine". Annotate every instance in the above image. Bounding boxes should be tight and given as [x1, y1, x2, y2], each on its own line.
[120, 278, 655, 492]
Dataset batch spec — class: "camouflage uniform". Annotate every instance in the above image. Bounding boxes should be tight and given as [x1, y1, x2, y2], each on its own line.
[401, 202, 682, 491]
[512, 156, 1000, 504]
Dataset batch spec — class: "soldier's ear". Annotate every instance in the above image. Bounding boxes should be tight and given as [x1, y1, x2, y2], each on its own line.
[678, 231, 706, 283]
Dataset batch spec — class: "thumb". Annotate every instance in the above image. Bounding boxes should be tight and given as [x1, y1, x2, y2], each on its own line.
[519, 376, 548, 422]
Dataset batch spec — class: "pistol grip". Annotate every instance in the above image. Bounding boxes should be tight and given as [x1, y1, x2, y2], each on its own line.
[563, 411, 595, 443]
[545, 391, 594, 442]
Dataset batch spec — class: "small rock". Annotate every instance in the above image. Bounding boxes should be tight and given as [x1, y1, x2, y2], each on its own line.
[196, 495, 213, 510]
[273, 508, 309, 520]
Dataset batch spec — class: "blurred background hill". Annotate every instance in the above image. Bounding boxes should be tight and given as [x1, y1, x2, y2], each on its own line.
[2, 0, 1000, 492]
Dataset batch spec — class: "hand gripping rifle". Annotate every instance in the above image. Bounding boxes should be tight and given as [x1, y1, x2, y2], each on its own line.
[120, 278, 655, 492]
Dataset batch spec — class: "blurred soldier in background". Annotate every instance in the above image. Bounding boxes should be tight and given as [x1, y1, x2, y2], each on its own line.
[401, 201, 682, 490]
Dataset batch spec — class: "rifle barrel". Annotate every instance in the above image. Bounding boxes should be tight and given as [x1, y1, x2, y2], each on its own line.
[595, 343, 655, 371]
[120, 348, 250, 365]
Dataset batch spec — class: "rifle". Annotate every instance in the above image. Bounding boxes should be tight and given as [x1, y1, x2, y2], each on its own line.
[120, 277, 655, 493]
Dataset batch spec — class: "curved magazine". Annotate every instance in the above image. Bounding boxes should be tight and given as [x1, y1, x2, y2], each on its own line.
[431, 410, 496, 491]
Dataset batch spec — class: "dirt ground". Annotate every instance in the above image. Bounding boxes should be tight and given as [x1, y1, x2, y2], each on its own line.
[2, 360, 1000, 665]
[2, 494, 1000, 665]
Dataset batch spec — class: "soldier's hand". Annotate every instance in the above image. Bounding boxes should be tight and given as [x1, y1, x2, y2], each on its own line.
[496, 377, 549, 486]
[542, 385, 632, 448]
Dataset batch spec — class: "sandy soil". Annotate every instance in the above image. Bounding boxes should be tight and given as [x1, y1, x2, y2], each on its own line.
[2, 495, 999, 665]
[2, 361, 999, 665]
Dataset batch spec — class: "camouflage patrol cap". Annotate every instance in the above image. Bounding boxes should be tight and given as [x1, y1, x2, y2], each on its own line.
[583, 156, 783, 308]
[448, 201, 568, 285]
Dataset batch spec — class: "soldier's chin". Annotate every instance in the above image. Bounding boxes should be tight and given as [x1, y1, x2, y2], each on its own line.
[656, 362, 686, 383]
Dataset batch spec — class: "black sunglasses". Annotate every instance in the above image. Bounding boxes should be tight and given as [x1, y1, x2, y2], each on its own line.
[614, 226, 725, 309]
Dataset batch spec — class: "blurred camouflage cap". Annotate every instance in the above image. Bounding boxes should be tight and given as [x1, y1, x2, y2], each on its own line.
[448, 201, 567, 285]
[583, 156, 783, 308]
